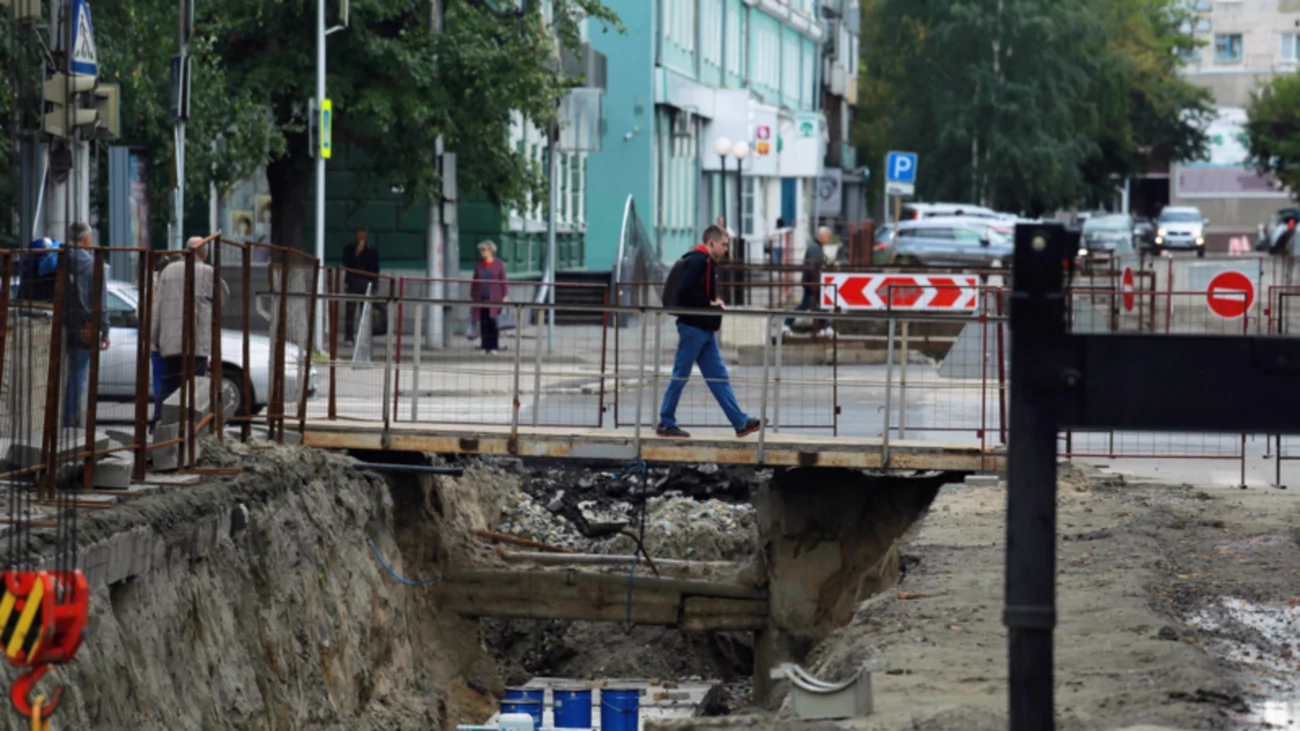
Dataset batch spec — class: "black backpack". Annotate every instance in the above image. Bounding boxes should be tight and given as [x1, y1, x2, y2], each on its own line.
[661, 252, 692, 308]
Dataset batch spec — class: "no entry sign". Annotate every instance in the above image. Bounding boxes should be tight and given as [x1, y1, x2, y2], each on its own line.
[821, 273, 980, 311]
[1121, 267, 1135, 313]
[1206, 270, 1255, 319]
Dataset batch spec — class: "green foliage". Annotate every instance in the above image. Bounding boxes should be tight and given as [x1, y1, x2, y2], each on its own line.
[854, 0, 1210, 215]
[1245, 72, 1300, 200]
[91, 0, 621, 249]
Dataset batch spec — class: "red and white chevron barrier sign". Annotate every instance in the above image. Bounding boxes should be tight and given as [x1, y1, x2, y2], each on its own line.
[820, 273, 981, 311]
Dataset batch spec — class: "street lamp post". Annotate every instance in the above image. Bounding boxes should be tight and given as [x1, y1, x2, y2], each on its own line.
[713, 137, 732, 231]
[731, 141, 749, 262]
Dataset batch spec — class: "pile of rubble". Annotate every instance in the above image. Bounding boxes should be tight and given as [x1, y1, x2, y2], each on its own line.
[493, 461, 762, 561]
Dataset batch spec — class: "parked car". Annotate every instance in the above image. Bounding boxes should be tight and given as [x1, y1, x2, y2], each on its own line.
[1153, 206, 1207, 257]
[899, 202, 1004, 222]
[1258, 207, 1298, 255]
[1080, 214, 1138, 258]
[891, 219, 1013, 268]
[98, 281, 318, 418]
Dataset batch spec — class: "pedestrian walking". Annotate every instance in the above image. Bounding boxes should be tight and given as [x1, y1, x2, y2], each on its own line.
[656, 225, 762, 439]
[343, 228, 380, 343]
[151, 238, 229, 414]
[148, 252, 179, 430]
[782, 226, 832, 338]
[61, 223, 110, 428]
[470, 241, 509, 354]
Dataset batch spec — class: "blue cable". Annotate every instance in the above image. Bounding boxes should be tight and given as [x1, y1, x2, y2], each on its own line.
[615, 461, 649, 632]
[368, 538, 438, 586]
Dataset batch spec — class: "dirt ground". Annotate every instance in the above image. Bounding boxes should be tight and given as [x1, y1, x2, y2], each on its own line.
[802, 464, 1300, 731]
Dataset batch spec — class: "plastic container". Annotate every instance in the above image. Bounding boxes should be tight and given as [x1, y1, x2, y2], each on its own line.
[553, 687, 593, 729]
[505, 687, 546, 704]
[600, 688, 640, 731]
[498, 712, 535, 731]
[500, 700, 542, 730]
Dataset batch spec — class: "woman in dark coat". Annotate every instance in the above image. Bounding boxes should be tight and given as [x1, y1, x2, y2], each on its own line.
[470, 240, 509, 353]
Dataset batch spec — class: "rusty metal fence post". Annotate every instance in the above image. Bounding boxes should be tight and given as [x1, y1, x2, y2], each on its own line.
[132, 250, 153, 480]
[81, 249, 107, 490]
[40, 250, 67, 501]
[297, 262, 321, 435]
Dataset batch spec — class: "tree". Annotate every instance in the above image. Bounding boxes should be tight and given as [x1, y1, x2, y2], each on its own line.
[855, 0, 1210, 215]
[1245, 72, 1300, 200]
[93, 0, 621, 251]
[1076, 0, 1212, 203]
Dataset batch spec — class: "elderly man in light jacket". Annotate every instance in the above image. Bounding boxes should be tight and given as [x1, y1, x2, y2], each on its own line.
[150, 238, 230, 416]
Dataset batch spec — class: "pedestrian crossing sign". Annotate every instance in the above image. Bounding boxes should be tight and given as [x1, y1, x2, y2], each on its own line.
[71, 0, 97, 77]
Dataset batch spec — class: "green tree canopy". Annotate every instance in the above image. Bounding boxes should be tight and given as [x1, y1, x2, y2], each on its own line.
[90, 0, 620, 250]
[854, 0, 1210, 216]
[1245, 72, 1300, 200]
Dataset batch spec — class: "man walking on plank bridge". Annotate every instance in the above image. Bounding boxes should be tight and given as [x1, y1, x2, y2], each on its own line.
[656, 224, 762, 440]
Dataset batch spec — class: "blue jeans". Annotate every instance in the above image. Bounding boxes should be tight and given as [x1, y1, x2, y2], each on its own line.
[151, 351, 166, 427]
[659, 322, 750, 430]
[63, 345, 91, 428]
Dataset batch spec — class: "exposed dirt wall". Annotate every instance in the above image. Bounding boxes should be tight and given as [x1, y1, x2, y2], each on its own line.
[0, 442, 515, 731]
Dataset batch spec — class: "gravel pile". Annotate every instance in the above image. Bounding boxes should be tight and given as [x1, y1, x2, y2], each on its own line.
[604, 496, 757, 561]
[495, 488, 758, 561]
[496, 490, 592, 551]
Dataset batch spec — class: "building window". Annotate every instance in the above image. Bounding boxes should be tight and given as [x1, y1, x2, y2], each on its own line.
[1283, 33, 1299, 63]
[1214, 34, 1243, 64]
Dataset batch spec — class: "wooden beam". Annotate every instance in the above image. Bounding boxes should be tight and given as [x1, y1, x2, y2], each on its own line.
[436, 568, 769, 630]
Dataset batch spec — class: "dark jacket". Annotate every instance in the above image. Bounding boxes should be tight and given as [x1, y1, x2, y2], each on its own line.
[342, 243, 380, 290]
[64, 248, 110, 347]
[470, 258, 509, 319]
[667, 246, 722, 332]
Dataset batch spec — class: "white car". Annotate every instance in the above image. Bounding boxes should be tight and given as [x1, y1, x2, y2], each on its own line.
[98, 281, 318, 417]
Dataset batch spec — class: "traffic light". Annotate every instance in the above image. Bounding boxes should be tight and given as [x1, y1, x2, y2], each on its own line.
[93, 83, 120, 139]
[42, 73, 97, 139]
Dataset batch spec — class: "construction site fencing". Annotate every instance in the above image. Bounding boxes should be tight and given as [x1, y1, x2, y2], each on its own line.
[10, 245, 1300, 490]
[0, 235, 322, 505]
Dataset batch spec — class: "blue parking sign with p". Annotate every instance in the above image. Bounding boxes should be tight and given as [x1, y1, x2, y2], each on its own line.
[886, 152, 918, 183]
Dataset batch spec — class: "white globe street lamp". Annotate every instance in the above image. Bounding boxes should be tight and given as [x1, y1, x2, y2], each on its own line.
[713, 137, 733, 158]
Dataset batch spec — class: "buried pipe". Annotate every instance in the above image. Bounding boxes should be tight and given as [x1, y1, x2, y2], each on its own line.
[349, 462, 465, 476]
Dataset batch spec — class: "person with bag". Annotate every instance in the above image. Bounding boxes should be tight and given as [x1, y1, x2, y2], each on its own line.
[470, 240, 509, 355]
[61, 223, 110, 428]
[151, 238, 230, 413]
[656, 225, 761, 439]
[342, 228, 381, 343]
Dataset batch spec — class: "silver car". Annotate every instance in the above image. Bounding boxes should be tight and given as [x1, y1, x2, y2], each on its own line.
[892, 219, 1014, 267]
[1154, 206, 1207, 257]
[99, 281, 318, 417]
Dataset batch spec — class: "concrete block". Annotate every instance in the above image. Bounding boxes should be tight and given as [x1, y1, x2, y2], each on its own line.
[92, 456, 132, 490]
[151, 423, 198, 472]
[139, 473, 199, 486]
[964, 474, 1001, 488]
[104, 429, 137, 448]
[161, 376, 213, 428]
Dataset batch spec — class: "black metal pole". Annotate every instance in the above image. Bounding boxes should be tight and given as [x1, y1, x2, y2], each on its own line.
[1005, 222, 1072, 731]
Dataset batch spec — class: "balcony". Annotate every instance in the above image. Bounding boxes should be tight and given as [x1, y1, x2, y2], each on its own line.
[560, 42, 608, 91]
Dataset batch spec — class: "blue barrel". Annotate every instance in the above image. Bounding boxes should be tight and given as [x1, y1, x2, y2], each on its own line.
[505, 687, 546, 704]
[553, 687, 593, 729]
[500, 699, 542, 729]
[601, 688, 640, 731]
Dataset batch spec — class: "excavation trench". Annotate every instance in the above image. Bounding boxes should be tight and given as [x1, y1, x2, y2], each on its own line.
[0, 444, 945, 729]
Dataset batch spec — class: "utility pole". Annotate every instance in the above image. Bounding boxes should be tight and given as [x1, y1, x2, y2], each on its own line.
[427, 0, 446, 349]
[544, 117, 558, 352]
[45, 0, 97, 244]
[173, 0, 191, 249]
[316, 0, 345, 346]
